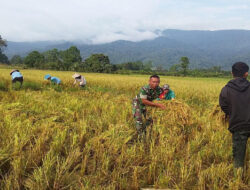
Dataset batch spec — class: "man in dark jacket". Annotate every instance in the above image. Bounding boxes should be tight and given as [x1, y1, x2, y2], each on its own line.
[219, 62, 250, 169]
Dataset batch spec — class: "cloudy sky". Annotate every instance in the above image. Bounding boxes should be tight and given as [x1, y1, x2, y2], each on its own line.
[1, 0, 250, 43]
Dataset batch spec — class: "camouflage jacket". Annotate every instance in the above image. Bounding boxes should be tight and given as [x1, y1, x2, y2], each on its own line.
[134, 84, 163, 109]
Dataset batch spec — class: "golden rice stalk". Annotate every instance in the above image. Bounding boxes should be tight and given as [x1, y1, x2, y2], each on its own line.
[210, 104, 228, 125]
[147, 100, 192, 127]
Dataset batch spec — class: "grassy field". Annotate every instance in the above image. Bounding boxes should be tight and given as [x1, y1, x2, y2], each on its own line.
[0, 68, 249, 189]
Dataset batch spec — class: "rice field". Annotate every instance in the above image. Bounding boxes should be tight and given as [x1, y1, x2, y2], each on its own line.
[0, 68, 249, 189]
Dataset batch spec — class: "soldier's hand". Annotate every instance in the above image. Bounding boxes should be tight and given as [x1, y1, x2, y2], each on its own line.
[157, 103, 166, 110]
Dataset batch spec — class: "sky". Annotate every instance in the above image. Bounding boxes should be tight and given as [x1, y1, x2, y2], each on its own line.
[1, 0, 250, 43]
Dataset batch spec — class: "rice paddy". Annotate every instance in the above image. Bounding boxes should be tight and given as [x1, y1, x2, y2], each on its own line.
[0, 68, 249, 189]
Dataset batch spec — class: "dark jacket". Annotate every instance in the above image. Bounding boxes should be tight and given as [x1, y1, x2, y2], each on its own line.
[219, 77, 250, 132]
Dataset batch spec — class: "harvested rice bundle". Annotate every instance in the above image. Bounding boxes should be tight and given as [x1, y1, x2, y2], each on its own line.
[147, 100, 192, 127]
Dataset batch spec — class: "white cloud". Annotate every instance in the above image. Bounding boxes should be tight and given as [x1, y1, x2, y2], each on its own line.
[0, 0, 250, 43]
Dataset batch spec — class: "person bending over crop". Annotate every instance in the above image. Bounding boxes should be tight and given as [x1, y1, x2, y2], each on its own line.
[72, 73, 86, 87]
[10, 69, 23, 86]
[132, 75, 166, 136]
[158, 84, 175, 100]
[44, 74, 61, 84]
[219, 62, 250, 171]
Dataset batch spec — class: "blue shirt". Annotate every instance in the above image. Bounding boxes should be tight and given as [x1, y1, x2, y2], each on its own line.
[51, 77, 61, 84]
[11, 71, 23, 80]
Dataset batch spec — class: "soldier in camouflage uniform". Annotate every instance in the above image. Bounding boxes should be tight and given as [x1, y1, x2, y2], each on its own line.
[132, 75, 166, 135]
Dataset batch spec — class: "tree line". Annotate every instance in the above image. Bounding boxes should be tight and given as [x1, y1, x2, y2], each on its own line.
[0, 36, 9, 64]
[10, 47, 117, 73]
[0, 36, 231, 77]
[1, 41, 158, 73]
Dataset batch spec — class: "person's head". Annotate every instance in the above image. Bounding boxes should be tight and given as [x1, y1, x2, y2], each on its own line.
[44, 74, 51, 80]
[149, 75, 160, 89]
[232, 62, 249, 78]
[162, 84, 170, 93]
[10, 69, 19, 75]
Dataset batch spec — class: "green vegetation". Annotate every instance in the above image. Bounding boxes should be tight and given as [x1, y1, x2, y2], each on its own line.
[9, 47, 116, 73]
[10, 55, 23, 65]
[0, 35, 9, 64]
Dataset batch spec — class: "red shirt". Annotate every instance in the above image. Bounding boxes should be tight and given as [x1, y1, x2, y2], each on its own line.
[159, 91, 167, 99]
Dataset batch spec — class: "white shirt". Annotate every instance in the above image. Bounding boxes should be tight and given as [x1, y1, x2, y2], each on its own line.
[75, 75, 86, 86]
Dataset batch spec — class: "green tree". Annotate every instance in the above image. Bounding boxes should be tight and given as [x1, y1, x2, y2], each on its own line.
[180, 56, 190, 76]
[0, 53, 8, 64]
[60, 46, 82, 70]
[143, 61, 153, 71]
[0, 35, 9, 64]
[0, 35, 7, 49]
[24, 51, 45, 67]
[169, 64, 181, 72]
[210, 66, 221, 72]
[43, 48, 60, 63]
[83, 54, 115, 73]
[156, 64, 164, 71]
[10, 55, 23, 65]
[117, 61, 144, 70]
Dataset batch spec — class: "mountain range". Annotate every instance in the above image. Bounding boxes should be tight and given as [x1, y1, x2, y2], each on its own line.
[5, 29, 250, 70]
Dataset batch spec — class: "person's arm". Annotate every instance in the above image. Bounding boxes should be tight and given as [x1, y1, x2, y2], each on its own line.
[81, 77, 86, 85]
[73, 79, 76, 85]
[219, 87, 229, 115]
[83, 77, 86, 85]
[139, 86, 166, 109]
[171, 90, 175, 100]
[142, 99, 166, 109]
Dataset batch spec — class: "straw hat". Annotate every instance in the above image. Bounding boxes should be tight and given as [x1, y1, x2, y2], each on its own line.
[72, 73, 81, 79]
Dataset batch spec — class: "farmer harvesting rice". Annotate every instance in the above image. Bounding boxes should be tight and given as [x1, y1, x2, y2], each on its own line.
[72, 73, 86, 87]
[159, 84, 175, 100]
[10, 69, 23, 86]
[44, 74, 61, 84]
[132, 75, 166, 136]
[219, 62, 250, 171]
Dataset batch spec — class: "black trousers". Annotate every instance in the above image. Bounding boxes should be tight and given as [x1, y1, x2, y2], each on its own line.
[12, 77, 23, 85]
[232, 130, 250, 168]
